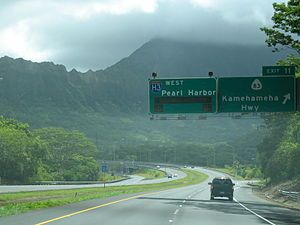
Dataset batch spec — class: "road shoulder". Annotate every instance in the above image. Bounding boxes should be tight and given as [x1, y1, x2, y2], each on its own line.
[251, 181, 300, 211]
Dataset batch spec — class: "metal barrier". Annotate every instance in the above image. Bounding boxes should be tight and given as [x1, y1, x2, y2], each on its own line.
[279, 190, 300, 202]
[34, 177, 129, 185]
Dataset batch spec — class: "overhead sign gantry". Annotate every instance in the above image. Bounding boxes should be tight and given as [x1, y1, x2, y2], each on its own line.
[148, 66, 298, 115]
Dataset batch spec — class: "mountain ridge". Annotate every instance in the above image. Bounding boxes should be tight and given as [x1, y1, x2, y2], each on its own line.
[0, 39, 289, 116]
[0, 39, 273, 163]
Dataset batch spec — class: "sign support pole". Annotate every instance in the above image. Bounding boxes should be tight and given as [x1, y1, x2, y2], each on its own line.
[297, 78, 300, 111]
[104, 173, 106, 188]
[216, 77, 219, 113]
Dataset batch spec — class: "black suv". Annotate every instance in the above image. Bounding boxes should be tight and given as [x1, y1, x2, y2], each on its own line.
[208, 177, 235, 201]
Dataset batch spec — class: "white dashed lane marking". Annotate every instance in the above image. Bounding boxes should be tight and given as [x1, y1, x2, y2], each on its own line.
[173, 209, 179, 215]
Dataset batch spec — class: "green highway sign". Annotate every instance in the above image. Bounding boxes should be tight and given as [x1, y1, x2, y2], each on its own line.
[149, 78, 217, 114]
[262, 66, 296, 76]
[101, 165, 108, 173]
[218, 76, 296, 113]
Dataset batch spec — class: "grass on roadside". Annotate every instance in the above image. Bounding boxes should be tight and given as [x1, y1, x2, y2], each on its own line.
[134, 168, 166, 180]
[98, 173, 124, 182]
[0, 169, 208, 218]
[211, 167, 244, 180]
[212, 165, 263, 180]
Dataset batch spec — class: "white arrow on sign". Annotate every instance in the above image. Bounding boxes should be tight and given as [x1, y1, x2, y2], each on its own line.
[282, 93, 291, 105]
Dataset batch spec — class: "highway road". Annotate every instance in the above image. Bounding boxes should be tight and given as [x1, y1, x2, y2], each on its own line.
[1, 168, 300, 225]
[0, 168, 185, 193]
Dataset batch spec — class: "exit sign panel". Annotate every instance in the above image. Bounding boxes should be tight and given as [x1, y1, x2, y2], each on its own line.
[262, 66, 296, 76]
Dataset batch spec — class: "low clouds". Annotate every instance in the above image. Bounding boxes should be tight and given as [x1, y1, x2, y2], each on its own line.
[190, 0, 217, 9]
[0, 0, 284, 71]
[0, 20, 54, 61]
[61, 0, 158, 20]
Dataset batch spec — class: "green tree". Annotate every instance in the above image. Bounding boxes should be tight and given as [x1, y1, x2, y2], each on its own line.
[257, 113, 291, 179]
[258, 1, 300, 181]
[277, 54, 300, 76]
[0, 117, 46, 183]
[260, 0, 300, 54]
[0, 116, 30, 134]
[34, 127, 99, 181]
[63, 155, 99, 181]
[277, 114, 300, 178]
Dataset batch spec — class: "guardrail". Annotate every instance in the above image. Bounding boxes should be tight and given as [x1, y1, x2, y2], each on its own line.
[33, 177, 129, 185]
[279, 190, 300, 202]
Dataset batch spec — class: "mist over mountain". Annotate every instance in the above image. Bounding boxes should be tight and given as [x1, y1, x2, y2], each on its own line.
[0, 39, 282, 164]
[109, 39, 288, 78]
[0, 39, 288, 115]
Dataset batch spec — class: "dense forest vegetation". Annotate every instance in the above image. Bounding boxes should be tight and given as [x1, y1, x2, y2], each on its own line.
[258, 112, 300, 182]
[258, 0, 300, 183]
[0, 113, 263, 183]
[0, 41, 272, 184]
[0, 0, 298, 184]
[0, 44, 269, 183]
[0, 116, 99, 184]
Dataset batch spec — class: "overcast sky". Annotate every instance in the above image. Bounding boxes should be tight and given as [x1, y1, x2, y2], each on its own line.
[0, 0, 285, 71]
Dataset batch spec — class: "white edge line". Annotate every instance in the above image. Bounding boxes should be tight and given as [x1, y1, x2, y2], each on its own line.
[234, 198, 276, 225]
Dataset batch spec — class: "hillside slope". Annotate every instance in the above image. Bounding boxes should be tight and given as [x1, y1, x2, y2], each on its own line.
[0, 39, 288, 115]
[0, 39, 281, 163]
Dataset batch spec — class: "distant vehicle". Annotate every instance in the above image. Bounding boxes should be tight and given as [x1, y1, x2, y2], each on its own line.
[208, 177, 235, 201]
[173, 173, 178, 177]
[191, 166, 195, 168]
[183, 165, 187, 168]
[167, 174, 173, 178]
[156, 165, 160, 169]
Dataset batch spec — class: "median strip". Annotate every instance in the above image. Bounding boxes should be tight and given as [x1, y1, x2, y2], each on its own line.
[0, 169, 207, 218]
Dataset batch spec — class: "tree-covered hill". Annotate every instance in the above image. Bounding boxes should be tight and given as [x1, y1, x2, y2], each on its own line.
[109, 39, 289, 78]
[0, 39, 290, 115]
[0, 39, 283, 167]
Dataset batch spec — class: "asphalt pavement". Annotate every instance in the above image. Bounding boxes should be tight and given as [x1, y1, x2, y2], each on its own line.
[0, 168, 185, 193]
[1, 168, 300, 225]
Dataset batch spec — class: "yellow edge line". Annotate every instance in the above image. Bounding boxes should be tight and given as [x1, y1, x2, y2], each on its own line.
[35, 190, 165, 225]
